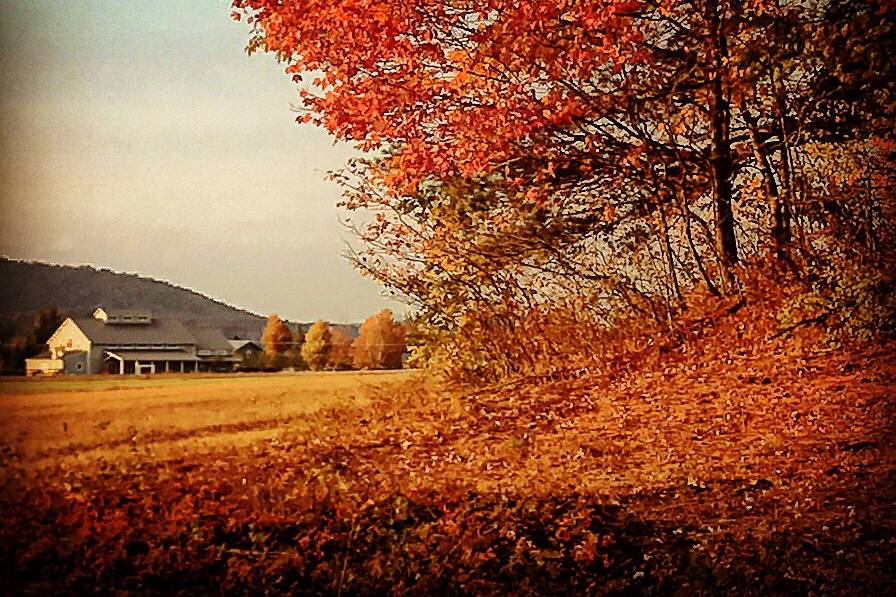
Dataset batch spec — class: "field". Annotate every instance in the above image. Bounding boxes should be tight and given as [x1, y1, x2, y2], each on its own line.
[1, 323, 895, 594]
[0, 371, 413, 469]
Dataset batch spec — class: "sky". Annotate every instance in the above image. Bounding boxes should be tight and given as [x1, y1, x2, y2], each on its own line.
[0, 0, 399, 323]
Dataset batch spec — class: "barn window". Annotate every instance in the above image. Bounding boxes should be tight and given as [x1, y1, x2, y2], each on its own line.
[67, 339, 73, 348]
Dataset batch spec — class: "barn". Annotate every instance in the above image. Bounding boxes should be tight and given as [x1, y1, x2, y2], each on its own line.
[44, 307, 236, 374]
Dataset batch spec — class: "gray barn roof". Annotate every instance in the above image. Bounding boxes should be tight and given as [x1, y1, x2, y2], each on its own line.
[73, 316, 196, 345]
[101, 309, 152, 319]
[228, 339, 262, 352]
[188, 327, 234, 353]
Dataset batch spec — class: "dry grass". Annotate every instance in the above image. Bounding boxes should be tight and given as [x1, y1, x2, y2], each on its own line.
[0, 370, 414, 469]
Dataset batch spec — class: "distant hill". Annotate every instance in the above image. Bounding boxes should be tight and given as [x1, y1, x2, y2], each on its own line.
[0, 258, 298, 341]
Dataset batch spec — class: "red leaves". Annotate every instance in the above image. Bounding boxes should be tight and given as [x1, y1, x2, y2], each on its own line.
[233, 0, 648, 194]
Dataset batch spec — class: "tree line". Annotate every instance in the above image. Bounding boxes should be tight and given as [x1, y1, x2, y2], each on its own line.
[0, 308, 65, 375]
[257, 309, 408, 371]
[235, 0, 895, 381]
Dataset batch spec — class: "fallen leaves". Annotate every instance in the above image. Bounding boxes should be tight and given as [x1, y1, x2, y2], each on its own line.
[2, 295, 896, 593]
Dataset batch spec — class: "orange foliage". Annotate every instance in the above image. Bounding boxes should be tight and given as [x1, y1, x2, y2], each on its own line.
[352, 309, 405, 370]
[261, 314, 294, 357]
[327, 326, 354, 370]
[235, 1, 895, 383]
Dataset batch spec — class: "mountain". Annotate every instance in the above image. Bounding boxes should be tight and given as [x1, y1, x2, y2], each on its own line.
[0, 258, 280, 341]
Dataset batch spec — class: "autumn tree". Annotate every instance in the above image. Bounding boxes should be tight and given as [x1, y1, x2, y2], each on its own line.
[352, 310, 405, 370]
[301, 320, 332, 371]
[327, 326, 355, 370]
[237, 0, 895, 379]
[262, 315, 294, 358]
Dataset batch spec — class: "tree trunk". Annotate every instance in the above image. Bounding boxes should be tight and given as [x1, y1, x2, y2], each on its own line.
[705, 1, 738, 282]
[659, 204, 683, 302]
[677, 185, 720, 296]
[773, 80, 795, 258]
[742, 105, 792, 262]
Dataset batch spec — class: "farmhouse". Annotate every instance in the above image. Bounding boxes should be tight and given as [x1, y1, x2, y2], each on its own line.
[228, 339, 264, 366]
[42, 307, 236, 375]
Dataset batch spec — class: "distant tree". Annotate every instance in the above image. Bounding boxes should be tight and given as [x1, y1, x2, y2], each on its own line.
[262, 315, 294, 358]
[282, 350, 307, 371]
[301, 320, 332, 371]
[0, 308, 67, 374]
[352, 309, 405, 370]
[284, 324, 306, 370]
[31, 308, 63, 346]
[327, 327, 354, 370]
[1, 335, 30, 375]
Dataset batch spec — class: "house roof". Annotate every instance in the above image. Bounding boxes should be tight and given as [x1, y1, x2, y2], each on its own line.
[73, 316, 196, 345]
[228, 339, 262, 351]
[93, 307, 153, 323]
[104, 350, 199, 362]
[99, 308, 152, 319]
[188, 327, 234, 353]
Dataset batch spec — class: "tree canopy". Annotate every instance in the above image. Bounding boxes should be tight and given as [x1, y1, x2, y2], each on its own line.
[301, 320, 333, 371]
[352, 309, 406, 370]
[236, 0, 895, 379]
[328, 326, 355, 370]
[261, 315, 294, 357]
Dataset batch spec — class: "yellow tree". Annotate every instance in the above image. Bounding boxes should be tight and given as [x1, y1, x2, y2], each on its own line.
[261, 314, 294, 358]
[301, 320, 332, 371]
[352, 309, 405, 370]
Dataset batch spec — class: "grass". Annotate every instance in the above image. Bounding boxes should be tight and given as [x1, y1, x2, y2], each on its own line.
[0, 370, 415, 468]
[0, 369, 410, 395]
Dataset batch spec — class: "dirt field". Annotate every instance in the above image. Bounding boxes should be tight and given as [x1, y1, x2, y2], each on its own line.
[0, 370, 413, 469]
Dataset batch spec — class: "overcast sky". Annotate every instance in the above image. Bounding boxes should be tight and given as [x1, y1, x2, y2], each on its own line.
[0, 0, 399, 323]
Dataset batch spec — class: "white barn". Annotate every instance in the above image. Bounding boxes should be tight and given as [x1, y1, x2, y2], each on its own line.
[45, 308, 235, 374]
